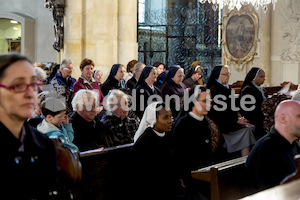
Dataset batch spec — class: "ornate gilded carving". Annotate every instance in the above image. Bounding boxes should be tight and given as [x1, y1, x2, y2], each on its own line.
[45, 0, 65, 52]
[222, 7, 259, 72]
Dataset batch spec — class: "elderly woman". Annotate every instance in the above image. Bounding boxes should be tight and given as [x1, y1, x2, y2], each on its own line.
[101, 89, 139, 147]
[126, 62, 145, 90]
[207, 65, 256, 156]
[161, 65, 186, 118]
[93, 69, 103, 87]
[101, 64, 126, 96]
[70, 89, 107, 151]
[73, 58, 104, 104]
[0, 54, 59, 199]
[239, 67, 267, 139]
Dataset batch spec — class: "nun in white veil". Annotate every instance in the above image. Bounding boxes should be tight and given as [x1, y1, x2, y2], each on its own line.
[134, 102, 161, 142]
[131, 101, 180, 200]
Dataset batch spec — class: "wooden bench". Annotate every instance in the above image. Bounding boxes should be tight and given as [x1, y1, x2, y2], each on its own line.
[240, 178, 300, 200]
[74, 143, 134, 200]
[191, 156, 256, 200]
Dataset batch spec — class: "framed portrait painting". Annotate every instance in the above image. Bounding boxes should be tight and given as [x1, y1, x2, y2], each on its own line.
[222, 10, 259, 71]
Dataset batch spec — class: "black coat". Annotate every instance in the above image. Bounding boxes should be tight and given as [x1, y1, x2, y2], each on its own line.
[126, 76, 137, 90]
[101, 77, 121, 96]
[183, 77, 198, 89]
[132, 127, 179, 200]
[0, 121, 59, 199]
[70, 111, 107, 151]
[240, 84, 267, 137]
[161, 79, 186, 118]
[246, 127, 299, 191]
[135, 82, 161, 118]
[208, 81, 242, 133]
[173, 114, 213, 173]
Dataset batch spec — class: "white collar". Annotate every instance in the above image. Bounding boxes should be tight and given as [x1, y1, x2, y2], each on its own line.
[189, 112, 204, 121]
[153, 129, 165, 137]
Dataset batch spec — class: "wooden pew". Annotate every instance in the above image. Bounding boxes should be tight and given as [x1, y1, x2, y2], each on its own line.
[74, 143, 134, 200]
[240, 178, 300, 200]
[191, 156, 256, 200]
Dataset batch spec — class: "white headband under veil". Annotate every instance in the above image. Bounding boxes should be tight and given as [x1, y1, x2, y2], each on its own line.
[134, 102, 161, 142]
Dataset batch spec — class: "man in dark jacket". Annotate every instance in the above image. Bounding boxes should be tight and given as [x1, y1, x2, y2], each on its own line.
[246, 100, 300, 191]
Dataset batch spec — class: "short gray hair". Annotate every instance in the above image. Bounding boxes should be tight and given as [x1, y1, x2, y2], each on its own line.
[72, 89, 99, 111]
[34, 67, 47, 81]
[60, 58, 72, 70]
[105, 89, 129, 112]
[133, 62, 146, 77]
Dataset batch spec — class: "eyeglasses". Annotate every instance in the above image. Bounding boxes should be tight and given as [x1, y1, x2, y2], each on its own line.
[177, 75, 185, 78]
[0, 82, 40, 93]
[220, 73, 231, 77]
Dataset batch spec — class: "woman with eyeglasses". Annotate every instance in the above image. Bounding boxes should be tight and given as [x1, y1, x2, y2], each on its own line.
[207, 65, 256, 157]
[161, 65, 186, 118]
[134, 66, 161, 118]
[239, 67, 267, 139]
[0, 54, 59, 199]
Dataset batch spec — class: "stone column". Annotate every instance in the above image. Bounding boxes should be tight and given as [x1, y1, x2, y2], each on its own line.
[260, 4, 272, 86]
[118, 0, 138, 65]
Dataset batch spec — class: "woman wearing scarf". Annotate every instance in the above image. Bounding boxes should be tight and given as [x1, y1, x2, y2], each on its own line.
[183, 65, 203, 89]
[73, 58, 104, 104]
[101, 64, 126, 96]
[239, 67, 267, 139]
[135, 66, 161, 118]
[207, 65, 256, 156]
[161, 65, 186, 118]
[132, 102, 180, 200]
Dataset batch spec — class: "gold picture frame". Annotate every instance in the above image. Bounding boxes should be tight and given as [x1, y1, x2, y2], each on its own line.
[222, 10, 259, 72]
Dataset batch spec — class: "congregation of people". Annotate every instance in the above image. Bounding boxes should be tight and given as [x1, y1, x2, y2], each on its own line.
[2, 53, 300, 199]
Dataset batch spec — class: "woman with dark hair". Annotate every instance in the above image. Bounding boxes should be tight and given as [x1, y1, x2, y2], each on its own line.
[132, 102, 180, 200]
[73, 58, 104, 104]
[101, 64, 126, 96]
[0, 54, 59, 199]
[207, 65, 256, 156]
[134, 66, 161, 118]
[239, 67, 267, 139]
[183, 65, 203, 89]
[161, 65, 186, 118]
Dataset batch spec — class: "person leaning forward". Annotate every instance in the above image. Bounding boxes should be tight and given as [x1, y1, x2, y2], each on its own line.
[0, 54, 60, 199]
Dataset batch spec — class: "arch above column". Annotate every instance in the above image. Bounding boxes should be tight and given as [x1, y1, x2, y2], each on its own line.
[0, 11, 35, 62]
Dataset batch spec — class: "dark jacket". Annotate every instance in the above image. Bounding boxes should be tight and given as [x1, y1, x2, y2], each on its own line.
[126, 76, 138, 90]
[161, 79, 186, 118]
[132, 127, 180, 200]
[246, 127, 299, 191]
[173, 114, 213, 174]
[70, 111, 107, 151]
[0, 121, 59, 199]
[208, 81, 242, 133]
[240, 83, 267, 138]
[101, 76, 124, 96]
[50, 72, 76, 91]
[183, 77, 199, 89]
[135, 82, 161, 118]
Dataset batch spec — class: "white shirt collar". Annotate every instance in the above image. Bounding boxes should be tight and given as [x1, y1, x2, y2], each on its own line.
[153, 129, 165, 137]
[189, 112, 204, 121]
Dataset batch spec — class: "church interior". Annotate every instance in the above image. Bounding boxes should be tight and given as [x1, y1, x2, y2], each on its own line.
[1, 0, 300, 199]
